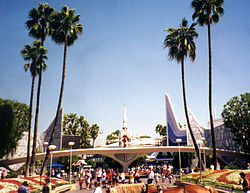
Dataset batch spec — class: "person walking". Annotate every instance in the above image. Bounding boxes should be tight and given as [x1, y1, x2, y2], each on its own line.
[147, 169, 154, 184]
[18, 181, 29, 193]
[92, 181, 102, 193]
[79, 174, 83, 190]
[240, 172, 250, 193]
[85, 169, 92, 190]
[154, 171, 160, 185]
[42, 178, 51, 193]
[161, 169, 166, 183]
[120, 170, 125, 184]
[102, 169, 107, 186]
[134, 169, 140, 183]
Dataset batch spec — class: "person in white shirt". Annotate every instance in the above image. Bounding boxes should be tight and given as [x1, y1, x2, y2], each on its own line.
[102, 169, 106, 186]
[92, 181, 102, 193]
[95, 167, 102, 182]
[120, 170, 125, 184]
[147, 169, 154, 184]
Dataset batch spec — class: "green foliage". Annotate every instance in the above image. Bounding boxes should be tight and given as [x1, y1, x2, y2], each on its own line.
[6, 172, 18, 178]
[62, 113, 99, 148]
[50, 5, 83, 46]
[21, 40, 48, 75]
[164, 18, 198, 63]
[106, 130, 120, 145]
[130, 155, 147, 167]
[140, 135, 151, 138]
[26, 3, 55, 42]
[224, 163, 240, 170]
[102, 155, 122, 169]
[79, 115, 91, 148]
[63, 113, 80, 135]
[173, 150, 195, 169]
[90, 124, 99, 147]
[57, 151, 79, 172]
[221, 92, 250, 155]
[0, 98, 29, 158]
[86, 159, 96, 168]
[191, 0, 224, 26]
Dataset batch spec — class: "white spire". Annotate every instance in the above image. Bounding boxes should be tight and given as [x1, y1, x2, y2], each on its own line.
[122, 105, 128, 129]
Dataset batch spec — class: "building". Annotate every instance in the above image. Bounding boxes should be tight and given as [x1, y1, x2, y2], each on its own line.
[205, 118, 239, 152]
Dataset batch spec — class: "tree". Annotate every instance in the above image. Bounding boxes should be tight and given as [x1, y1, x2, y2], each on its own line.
[62, 113, 80, 135]
[155, 124, 167, 136]
[79, 116, 91, 148]
[163, 18, 201, 165]
[21, 40, 47, 176]
[130, 155, 147, 168]
[26, 3, 54, 175]
[102, 156, 122, 169]
[90, 124, 99, 147]
[191, 0, 224, 169]
[155, 124, 167, 145]
[173, 151, 195, 170]
[57, 150, 79, 172]
[62, 113, 96, 148]
[0, 98, 29, 158]
[106, 130, 120, 145]
[0, 104, 16, 158]
[221, 92, 250, 163]
[41, 5, 83, 176]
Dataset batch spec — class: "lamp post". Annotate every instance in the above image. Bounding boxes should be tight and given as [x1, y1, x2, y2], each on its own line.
[48, 145, 56, 181]
[176, 138, 182, 177]
[68, 142, 75, 183]
[197, 139, 203, 183]
[43, 142, 48, 152]
[201, 137, 206, 170]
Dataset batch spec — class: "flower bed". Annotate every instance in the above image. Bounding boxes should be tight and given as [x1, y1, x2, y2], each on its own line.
[0, 176, 68, 193]
[181, 169, 250, 191]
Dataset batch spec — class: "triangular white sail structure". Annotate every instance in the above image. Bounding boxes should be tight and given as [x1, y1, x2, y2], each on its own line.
[187, 107, 205, 146]
[165, 93, 187, 146]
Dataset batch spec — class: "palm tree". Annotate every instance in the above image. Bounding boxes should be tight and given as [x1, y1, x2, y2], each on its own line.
[155, 124, 167, 145]
[26, 3, 55, 45]
[26, 3, 54, 175]
[62, 113, 80, 135]
[191, 0, 224, 169]
[40, 5, 83, 175]
[163, 18, 201, 164]
[79, 116, 91, 148]
[21, 41, 47, 176]
[90, 124, 100, 147]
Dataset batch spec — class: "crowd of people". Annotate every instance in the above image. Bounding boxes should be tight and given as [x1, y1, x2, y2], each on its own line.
[72, 164, 177, 191]
[14, 162, 250, 193]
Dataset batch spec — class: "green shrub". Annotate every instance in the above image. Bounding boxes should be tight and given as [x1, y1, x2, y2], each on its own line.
[6, 172, 18, 178]
[223, 163, 240, 169]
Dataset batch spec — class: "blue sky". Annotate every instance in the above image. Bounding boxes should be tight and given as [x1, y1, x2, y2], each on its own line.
[0, 0, 249, 139]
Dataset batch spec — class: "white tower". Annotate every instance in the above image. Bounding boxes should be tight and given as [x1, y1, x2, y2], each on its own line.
[122, 105, 128, 135]
[119, 105, 128, 146]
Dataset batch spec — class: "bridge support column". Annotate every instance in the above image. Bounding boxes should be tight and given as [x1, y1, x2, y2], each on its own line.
[105, 153, 144, 172]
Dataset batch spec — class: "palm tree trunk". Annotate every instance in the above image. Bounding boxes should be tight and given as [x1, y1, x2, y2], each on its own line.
[181, 55, 201, 167]
[30, 65, 43, 175]
[40, 32, 68, 176]
[207, 14, 217, 170]
[25, 76, 35, 176]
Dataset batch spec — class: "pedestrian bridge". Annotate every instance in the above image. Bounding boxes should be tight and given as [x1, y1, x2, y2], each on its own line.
[0, 146, 243, 172]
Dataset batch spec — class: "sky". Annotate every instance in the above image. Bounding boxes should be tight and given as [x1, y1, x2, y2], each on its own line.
[0, 0, 249, 140]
